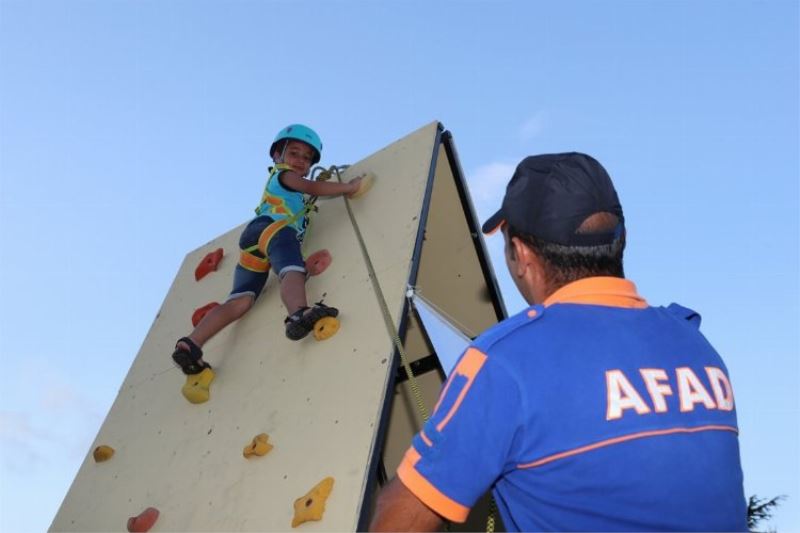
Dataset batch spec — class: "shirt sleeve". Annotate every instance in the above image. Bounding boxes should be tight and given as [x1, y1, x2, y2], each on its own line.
[396, 347, 523, 522]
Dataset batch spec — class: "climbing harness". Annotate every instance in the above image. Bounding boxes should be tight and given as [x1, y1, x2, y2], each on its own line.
[240, 164, 329, 274]
[299, 164, 339, 253]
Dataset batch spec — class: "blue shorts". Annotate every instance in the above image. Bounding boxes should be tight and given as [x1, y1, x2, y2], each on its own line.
[228, 216, 306, 301]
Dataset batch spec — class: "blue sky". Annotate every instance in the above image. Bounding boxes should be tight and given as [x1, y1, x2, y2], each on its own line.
[1, 1, 797, 531]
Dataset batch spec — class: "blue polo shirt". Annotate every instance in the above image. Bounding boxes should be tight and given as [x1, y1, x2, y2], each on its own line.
[397, 277, 747, 532]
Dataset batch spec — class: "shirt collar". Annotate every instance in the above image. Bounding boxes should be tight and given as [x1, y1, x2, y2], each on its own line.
[543, 277, 648, 309]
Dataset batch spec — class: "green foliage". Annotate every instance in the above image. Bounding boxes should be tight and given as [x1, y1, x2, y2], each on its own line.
[747, 494, 785, 532]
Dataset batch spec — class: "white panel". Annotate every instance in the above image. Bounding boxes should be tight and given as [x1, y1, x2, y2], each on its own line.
[50, 122, 441, 532]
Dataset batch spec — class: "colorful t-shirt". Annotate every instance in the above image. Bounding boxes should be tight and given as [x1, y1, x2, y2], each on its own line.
[255, 168, 307, 234]
[397, 277, 747, 532]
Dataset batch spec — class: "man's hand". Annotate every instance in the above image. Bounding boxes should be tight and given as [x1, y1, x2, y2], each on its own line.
[370, 477, 444, 532]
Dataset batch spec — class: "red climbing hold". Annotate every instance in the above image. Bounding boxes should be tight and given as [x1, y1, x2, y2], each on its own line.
[127, 507, 159, 533]
[305, 249, 332, 277]
[192, 302, 220, 327]
[195, 248, 224, 281]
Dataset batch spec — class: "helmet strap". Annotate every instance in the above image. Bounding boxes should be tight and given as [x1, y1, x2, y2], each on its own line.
[275, 140, 288, 163]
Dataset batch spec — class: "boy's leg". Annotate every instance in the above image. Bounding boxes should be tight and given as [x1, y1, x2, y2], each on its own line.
[267, 227, 339, 340]
[173, 218, 273, 374]
[280, 271, 308, 316]
[266, 225, 310, 316]
[177, 294, 254, 353]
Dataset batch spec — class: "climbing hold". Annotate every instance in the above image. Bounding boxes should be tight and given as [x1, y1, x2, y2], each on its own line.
[291, 477, 335, 528]
[127, 507, 159, 533]
[243, 433, 273, 458]
[93, 445, 115, 462]
[349, 173, 374, 199]
[305, 249, 332, 277]
[192, 302, 220, 327]
[313, 316, 340, 341]
[195, 248, 224, 281]
[181, 367, 216, 404]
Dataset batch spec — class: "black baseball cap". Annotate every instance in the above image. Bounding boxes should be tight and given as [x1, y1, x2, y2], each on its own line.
[481, 152, 624, 246]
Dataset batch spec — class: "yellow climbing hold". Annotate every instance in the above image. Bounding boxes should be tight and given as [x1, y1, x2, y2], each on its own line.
[93, 445, 115, 462]
[349, 172, 374, 199]
[243, 433, 273, 458]
[181, 367, 215, 404]
[313, 316, 340, 341]
[291, 477, 335, 528]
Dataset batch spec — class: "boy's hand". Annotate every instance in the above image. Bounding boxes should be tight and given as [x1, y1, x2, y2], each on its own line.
[346, 176, 364, 198]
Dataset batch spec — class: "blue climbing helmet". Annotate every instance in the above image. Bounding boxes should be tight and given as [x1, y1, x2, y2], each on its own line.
[270, 124, 323, 164]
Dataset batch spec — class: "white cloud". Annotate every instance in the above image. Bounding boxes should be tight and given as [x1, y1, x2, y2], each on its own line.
[0, 411, 51, 472]
[2, 358, 103, 475]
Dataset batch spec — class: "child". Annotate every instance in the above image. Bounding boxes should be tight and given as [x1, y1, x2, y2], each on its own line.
[172, 124, 364, 375]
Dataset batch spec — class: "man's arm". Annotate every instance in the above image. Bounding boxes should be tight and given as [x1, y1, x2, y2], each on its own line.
[370, 477, 444, 532]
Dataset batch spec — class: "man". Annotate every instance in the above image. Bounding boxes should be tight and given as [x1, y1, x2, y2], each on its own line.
[370, 153, 747, 531]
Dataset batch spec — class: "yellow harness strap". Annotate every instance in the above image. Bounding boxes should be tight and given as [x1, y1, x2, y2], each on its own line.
[242, 163, 319, 274]
[257, 218, 290, 253]
[238, 218, 293, 273]
[239, 251, 269, 273]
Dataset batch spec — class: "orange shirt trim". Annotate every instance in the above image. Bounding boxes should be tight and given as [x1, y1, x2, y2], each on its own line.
[544, 277, 648, 309]
[397, 447, 471, 523]
[517, 424, 738, 469]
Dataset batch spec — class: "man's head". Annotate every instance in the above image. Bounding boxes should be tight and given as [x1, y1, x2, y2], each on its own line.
[481, 153, 626, 304]
[270, 124, 323, 177]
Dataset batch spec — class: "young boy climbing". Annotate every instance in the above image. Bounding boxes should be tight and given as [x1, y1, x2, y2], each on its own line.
[172, 124, 365, 375]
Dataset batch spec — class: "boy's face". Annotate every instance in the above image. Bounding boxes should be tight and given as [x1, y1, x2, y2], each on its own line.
[275, 140, 314, 176]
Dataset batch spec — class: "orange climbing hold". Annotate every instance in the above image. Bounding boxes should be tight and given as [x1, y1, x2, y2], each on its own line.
[243, 433, 274, 458]
[127, 507, 159, 533]
[93, 445, 115, 462]
[305, 249, 332, 277]
[195, 248, 224, 281]
[192, 302, 220, 327]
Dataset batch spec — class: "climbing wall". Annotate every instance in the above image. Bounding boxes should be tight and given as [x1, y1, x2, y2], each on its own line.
[49, 122, 442, 531]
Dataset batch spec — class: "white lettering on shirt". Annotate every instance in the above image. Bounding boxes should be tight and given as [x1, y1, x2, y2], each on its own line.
[606, 367, 732, 420]
[640, 368, 673, 413]
[676, 367, 717, 412]
[705, 366, 735, 411]
[606, 370, 651, 420]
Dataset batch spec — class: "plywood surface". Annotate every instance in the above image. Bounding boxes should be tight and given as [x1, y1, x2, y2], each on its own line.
[50, 122, 441, 532]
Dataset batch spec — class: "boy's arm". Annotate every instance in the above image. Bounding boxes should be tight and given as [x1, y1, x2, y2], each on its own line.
[280, 170, 363, 198]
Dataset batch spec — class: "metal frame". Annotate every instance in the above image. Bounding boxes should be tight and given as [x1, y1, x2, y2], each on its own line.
[356, 125, 507, 530]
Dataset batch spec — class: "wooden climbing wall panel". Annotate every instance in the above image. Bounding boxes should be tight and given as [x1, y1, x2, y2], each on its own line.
[50, 122, 453, 532]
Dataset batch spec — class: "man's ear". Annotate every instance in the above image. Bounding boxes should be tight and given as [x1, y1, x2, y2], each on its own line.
[509, 236, 533, 277]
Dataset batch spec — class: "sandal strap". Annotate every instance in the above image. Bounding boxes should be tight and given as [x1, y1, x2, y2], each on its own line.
[285, 307, 309, 324]
[176, 337, 203, 360]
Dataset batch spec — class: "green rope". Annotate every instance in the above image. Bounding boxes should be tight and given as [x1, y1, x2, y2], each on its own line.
[336, 166, 499, 532]
[334, 167, 429, 421]
[300, 164, 336, 255]
[486, 496, 497, 533]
